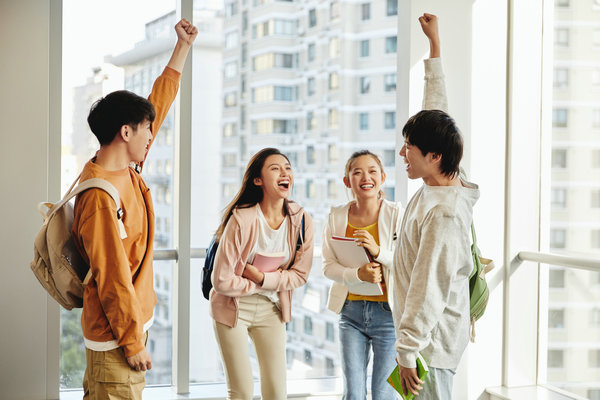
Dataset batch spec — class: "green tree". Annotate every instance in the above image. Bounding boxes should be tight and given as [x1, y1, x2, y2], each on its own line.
[60, 308, 86, 388]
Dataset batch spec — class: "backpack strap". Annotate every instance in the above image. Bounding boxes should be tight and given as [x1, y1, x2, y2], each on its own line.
[41, 177, 127, 240]
[287, 213, 305, 269]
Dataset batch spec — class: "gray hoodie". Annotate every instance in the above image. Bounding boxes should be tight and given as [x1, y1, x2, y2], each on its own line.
[392, 57, 480, 369]
[392, 178, 479, 369]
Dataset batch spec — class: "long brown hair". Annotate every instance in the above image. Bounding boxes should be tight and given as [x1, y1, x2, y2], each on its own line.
[215, 148, 292, 241]
[344, 150, 386, 199]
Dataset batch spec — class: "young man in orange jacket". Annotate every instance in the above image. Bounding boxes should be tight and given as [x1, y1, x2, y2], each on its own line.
[72, 18, 197, 399]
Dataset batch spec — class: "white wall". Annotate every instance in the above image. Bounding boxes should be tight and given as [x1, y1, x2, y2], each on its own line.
[0, 1, 59, 399]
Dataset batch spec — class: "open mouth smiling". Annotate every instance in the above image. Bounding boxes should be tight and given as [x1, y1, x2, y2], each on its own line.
[278, 180, 290, 190]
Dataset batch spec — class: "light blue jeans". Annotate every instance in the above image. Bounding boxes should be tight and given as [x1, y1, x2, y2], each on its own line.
[339, 299, 397, 400]
[418, 367, 455, 399]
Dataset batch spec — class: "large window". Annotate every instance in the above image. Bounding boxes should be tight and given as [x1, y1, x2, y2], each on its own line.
[544, 4, 600, 397]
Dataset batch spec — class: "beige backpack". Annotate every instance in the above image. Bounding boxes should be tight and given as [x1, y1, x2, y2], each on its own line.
[30, 176, 125, 310]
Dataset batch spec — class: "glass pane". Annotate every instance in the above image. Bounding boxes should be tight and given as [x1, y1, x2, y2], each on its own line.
[193, 0, 399, 387]
[60, 0, 176, 390]
[545, 1, 600, 396]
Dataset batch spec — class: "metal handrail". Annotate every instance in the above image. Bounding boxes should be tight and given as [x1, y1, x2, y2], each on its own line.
[516, 251, 600, 272]
[153, 248, 207, 261]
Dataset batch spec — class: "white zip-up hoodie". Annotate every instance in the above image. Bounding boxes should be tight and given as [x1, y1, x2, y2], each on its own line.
[322, 199, 403, 313]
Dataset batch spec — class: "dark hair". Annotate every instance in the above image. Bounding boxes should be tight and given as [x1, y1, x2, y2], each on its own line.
[402, 109, 463, 179]
[344, 150, 386, 199]
[87, 90, 156, 146]
[216, 148, 292, 241]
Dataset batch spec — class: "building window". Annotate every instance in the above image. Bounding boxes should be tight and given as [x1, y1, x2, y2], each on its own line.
[329, 37, 341, 58]
[552, 108, 567, 128]
[224, 61, 238, 79]
[242, 10, 248, 34]
[274, 86, 294, 101]
[554, 28, 569, 47]
[360, 39, 370, 57]
[549, 268, 565, 288]
[304, 349, 313, 366]
[308, 9, 317, 28]
[328, 143, 339, 163]
[306, 179, 316, 198]
[303, 315, 313, 334]
[326, 357, 335, 376]
[551, 188, 566, 209]
[329, 72, 339, 90]
[590, 350, 600, 368]
[307, 145, 316, 164]
[330, 1, 340, 20]
[359, 112, 369, 131]
[225, 31, 238, 49]
[224, 92, 237, 107]
[551, 149, 567, 168]
[306, 111, 315, 131]
[274, 19, 295, 36]
[384, 111, 396, 130]
[547, 350, 564, 368]
[592, 190, 600, 208]
[385, 36, 397, 53]
[556, 0, 569, 6]
[594, 150, 600, 168]
[553, 68, 568, 88]
[241, 74, 247, 98]
[384, 73, 396, 91]
[241, 43, 248, 68]
[327, 179, 337, 199]
[328, 108, 339, 129]
[223, 183, 238, 198]
[253, 85, 295, 103]
[548, 309, 564, 329]
[361, 3, 370, 20]
[252, 119, 298, 135]
[359, 76, 370, 94]
[308, 43, 316, 62]
[589, 390, 600, 400]
[384, 187, 395, 200]
[550, 228, 567, 249]
[226, 1, 238, 17]
[593, 230, 600, 249]
[240, 105, 246, 130]
[307, 77, 315, 96]
[223, 153, 237, 167]
[383, 149, 395, 167]
[386, 0, 397, 16]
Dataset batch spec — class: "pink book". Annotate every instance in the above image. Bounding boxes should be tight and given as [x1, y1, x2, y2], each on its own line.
[252, 251, 286, 273]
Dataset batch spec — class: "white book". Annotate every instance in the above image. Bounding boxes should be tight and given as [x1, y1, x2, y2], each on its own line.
[329, 235, 383, 296]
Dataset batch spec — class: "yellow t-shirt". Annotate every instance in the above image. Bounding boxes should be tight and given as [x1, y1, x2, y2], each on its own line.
[345, 221, 388, 302]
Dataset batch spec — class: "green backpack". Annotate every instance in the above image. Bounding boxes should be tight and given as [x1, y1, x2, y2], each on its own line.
[469, 222, 494, 342]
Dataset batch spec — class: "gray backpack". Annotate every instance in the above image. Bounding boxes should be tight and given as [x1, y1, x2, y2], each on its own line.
[30, 176, 125, 310]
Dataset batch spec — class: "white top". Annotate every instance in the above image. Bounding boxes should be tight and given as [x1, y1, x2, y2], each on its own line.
[248, 206, 290, 303]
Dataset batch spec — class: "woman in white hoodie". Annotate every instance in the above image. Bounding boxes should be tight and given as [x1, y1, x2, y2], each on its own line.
[322, 150, 403, 400]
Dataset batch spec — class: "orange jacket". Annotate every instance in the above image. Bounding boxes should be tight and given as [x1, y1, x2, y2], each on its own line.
[72, 67, 180, 357]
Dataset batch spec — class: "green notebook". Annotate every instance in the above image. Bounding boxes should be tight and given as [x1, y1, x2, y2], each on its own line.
[387, 353, 429, 400]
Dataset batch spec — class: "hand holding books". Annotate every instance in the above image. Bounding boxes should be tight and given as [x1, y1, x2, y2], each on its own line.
[242, 251, 287, 285]
[329, 235, 383, 296]
[387, 353, 429, 400]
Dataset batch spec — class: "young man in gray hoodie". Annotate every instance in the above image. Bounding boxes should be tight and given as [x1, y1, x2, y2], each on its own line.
[391, 13, 480, 400]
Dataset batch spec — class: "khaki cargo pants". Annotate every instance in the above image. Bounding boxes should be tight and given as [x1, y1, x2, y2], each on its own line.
[83, 332, 148, 400]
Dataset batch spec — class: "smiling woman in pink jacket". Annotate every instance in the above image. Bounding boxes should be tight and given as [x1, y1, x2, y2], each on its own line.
[209, 147, 314, 400]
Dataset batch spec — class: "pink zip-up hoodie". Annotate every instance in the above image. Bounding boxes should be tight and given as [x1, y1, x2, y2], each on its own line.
[209, 202, 314, 327]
